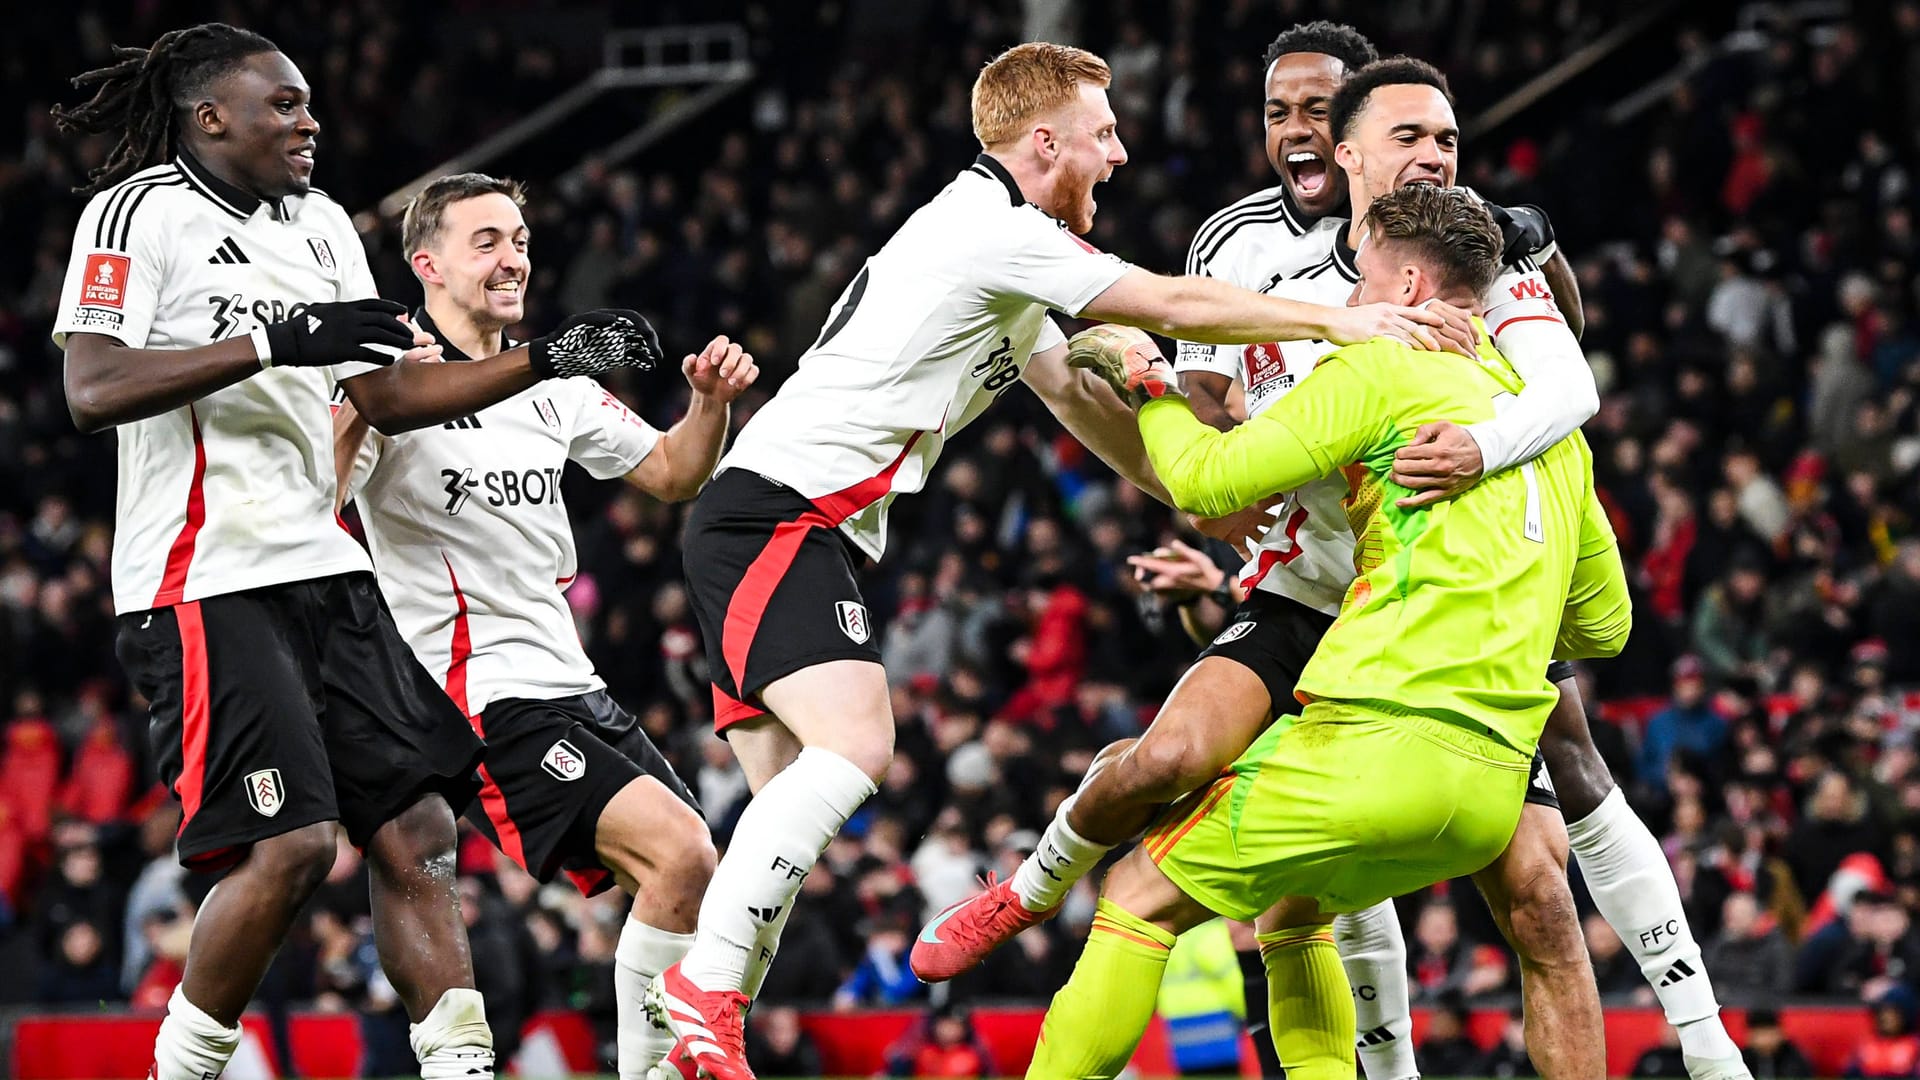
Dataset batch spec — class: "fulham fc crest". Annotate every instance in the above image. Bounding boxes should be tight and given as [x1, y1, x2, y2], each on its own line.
[245, 769, 285, 817]
[307, 237, 336, 270]
[542, 739, 586, 782]
[835, 601, 871, 644]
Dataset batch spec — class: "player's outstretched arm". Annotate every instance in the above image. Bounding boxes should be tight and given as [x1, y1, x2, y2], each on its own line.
[1021, 341, 1174, 507]
[63, 299, 433, 433]
[342, 309, 666, 435]
[1556, 489, 1632, 660]
[623, 335, 758, 502]
[1069, 326, 1386, 519]
[1080, 267, 1478, 356]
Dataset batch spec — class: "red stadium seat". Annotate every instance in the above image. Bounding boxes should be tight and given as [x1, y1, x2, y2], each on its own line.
[57, 717, 134, 824]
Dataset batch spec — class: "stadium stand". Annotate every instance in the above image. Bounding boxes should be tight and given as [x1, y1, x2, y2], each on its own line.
[1, 0, 1917, 1075]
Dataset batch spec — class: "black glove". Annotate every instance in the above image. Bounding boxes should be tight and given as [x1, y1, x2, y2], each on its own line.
[1485, 201, 1557, 264]
[259, 298, 413, 368]
[528, 309, 664, 379]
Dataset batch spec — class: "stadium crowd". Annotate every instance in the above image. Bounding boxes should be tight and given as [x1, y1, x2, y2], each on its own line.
[2, 0, 1919, 1072]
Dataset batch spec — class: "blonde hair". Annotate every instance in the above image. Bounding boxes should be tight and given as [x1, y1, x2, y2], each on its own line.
[971, 42, 1112, 149]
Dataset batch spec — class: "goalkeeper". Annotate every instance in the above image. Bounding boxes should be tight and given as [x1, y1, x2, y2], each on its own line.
[1026, 184, 1630, 1080]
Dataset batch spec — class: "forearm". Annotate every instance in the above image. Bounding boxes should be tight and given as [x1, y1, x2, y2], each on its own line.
[341, 347, 540, 434]
[1177, 370, 1239, 433]
[1083, 271, 1340, 346]
[1467, 317, 1599, 473]
[64, 335, 262, 433]
[333, 399, 371, 513]
[1136, 396, 1320, 518]
[1036, 366, 1173, 506]
[630, 391, 729, 501]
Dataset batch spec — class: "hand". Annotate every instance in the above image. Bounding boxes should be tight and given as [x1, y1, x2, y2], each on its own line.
[1188, 492, 1285, 560]
[682, 334, 759, 403]
[1066, 324, 1175, 408]
[1391, 421, 1484, 507]
[1126, 539, 1226, 599]
[1325, 301, 1479, 358]
[397, 317, 443, 364]
[528, 308, 665, 379]
[259, 298, 414, 368]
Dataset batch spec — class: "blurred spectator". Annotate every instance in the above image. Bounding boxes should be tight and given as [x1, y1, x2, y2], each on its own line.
[1797, 890, 1920, 997]
[1416, 991, 1482, 1076]
[1786, 773, 1887, 903]
[1845, 991, 1920, 1078]
[1704, 892, 1792, 1002]
[1476, 1007, 1536, 1078]
[1638, 656, 1726, 795]
[883, 1001, 994, 1078]
[1740, 1007, 1815, 1079]
[834, 910, 923, 1009]
[746, 1004, 824, 1077]
[1631, 1023, 1691, 1078]
[38, 918, 118, 1004]
[1409, 898, 1471, 998]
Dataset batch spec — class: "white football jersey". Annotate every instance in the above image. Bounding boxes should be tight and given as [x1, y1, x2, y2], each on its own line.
[52, 152, 384, 614]
[1177, 203, 1574, 615]
[345, 310, 661, 714]
[720, 154, 1132, 560]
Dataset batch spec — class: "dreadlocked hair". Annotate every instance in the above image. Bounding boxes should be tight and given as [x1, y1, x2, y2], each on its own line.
[51, 22, 279, 196]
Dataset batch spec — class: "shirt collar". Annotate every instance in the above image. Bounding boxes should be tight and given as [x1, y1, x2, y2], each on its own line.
[968, 153, 1026, 207]
[1332, 222, 1361, 283]
[413, 306, 508, 364]
[175, 147, 288, 222]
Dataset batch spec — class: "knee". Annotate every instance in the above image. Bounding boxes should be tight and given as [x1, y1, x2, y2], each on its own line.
[248, 822, 338, 900]
[1505, 866, 1586, 970]
[1119, 730, 1223, 803]
[373, 796, 458, 874]
[654, 803, 719, 889]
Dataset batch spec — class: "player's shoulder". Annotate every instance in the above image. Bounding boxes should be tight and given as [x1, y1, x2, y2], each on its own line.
[76, 164, 193, 248]
[1186, 184, 1312, 271]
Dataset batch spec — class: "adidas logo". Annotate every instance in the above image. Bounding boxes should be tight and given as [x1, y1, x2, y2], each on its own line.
[443, 415, 484, 430]
[207, 237, 251, 265]
[1657, 959, 1697, 987]
[307, 315, 321, 333]
[1357, 1025, 1398, 1047]
[746, 904, 784, 923]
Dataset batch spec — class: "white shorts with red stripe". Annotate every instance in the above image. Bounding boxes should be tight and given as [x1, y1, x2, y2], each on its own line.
[681, 469, 883, 733]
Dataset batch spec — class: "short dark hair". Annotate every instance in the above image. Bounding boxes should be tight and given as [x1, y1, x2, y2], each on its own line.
[1262, 21, 1378, 73]
[1363, 185, 1503, 299]
[1329, 56, 1453, 144]
[401, 172, 528, 257]
[52, 22, 280, 195]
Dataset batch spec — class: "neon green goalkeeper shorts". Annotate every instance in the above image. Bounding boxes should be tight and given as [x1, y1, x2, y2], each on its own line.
[1143, 701, 1530, 920]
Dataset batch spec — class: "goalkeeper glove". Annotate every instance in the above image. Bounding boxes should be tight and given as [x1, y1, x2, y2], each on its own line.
[528, 309, 664, 379]
[1485, 201, 1557, 264]
[1067, 324, 1177, 408]
[254, 298, 413, 369]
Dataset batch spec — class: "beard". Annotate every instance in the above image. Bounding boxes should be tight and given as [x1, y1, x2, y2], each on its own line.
[1050, 167, 1099, 234]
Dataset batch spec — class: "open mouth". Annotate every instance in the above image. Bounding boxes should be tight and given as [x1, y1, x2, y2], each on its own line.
[1286, 151, 1329, 198]
[288, 145, 315, 169]
[486, 280, 523, 298]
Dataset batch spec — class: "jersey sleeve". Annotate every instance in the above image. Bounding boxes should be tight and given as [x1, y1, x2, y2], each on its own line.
[978, 210, 1131, 316]
[1034, 317, 1067, 355]
[1467, 263, 1599, 474]
[1137, 351, 1392, 518]
[566, 378, 662, 479]
[343, 429, 383, 503]
[1555, 487, 1631, 660]
[52, 189, 170, 348]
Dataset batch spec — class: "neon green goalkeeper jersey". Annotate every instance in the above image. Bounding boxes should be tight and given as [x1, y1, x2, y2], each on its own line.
[1138, 329, 1630, 755]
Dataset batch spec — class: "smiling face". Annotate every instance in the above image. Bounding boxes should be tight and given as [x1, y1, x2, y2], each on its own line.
[1334, 82, 1459, 205]
[1264, 51, 1348, 217]
[415, 193, 529, 328]
[1034, 81, 1128, 234]
[193, 51, 319, 198]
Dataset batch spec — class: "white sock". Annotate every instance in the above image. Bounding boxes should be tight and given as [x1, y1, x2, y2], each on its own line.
[679, 747, 875, 991]
[617, 918, 697, 1079]
[408, 987, 494, 1079]
[1334, 900, 1419, 1080]
[1011, 795, 1114, 912]
[1567, 788, 1738, 1061]
[153, 986, 243, 1080]
[742, 900, 797, 1000]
